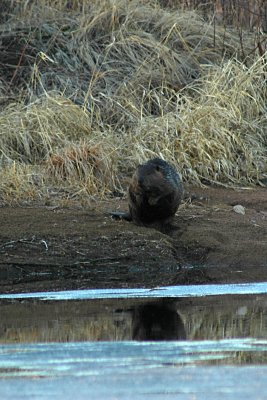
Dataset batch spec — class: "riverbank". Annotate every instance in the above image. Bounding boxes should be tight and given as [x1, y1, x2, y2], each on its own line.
[0, 186, 266, 294]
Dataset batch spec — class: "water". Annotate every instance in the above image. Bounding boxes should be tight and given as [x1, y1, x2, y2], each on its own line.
[1, 284, 267, 399]
[0, 281, 267, 300]
[1, 294, 267, 344]
[1, 342, 267, 400]
[1, 341, 267, 399]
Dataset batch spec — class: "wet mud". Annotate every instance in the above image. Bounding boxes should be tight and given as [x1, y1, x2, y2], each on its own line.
[0, 186, 266, 294]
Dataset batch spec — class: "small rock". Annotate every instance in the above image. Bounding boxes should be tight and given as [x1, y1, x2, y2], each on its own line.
[233, 204, 245, 215]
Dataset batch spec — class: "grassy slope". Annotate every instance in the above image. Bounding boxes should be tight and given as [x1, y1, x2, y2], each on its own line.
[0, 0, 266, 204]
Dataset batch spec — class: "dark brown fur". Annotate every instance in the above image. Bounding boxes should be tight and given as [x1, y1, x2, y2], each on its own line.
[110, 158, 184, 227]
[128, 158, 184, 226]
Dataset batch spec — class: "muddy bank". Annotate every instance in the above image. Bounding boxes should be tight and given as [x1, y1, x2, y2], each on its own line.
[0, 186, 266, 294]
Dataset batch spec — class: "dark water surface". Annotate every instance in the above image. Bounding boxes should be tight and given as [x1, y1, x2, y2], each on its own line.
[1, 294, 267, 345]
[1, 285, 267, 399]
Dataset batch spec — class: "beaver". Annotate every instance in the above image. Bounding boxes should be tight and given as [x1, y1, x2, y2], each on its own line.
[132, 303, 186, 340]
[111, 158, 184, 227]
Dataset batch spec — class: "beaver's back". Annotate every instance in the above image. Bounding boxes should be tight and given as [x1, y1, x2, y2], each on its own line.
[128, 158, 184, 225]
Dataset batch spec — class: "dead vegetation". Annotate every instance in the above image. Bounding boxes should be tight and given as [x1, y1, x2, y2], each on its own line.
[0, 0, 266, 204]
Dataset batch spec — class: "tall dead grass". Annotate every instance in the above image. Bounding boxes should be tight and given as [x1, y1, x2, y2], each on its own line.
[124, 58, 267, 185]
[0, 0, 266, 203]
[0, 97, 118, 204]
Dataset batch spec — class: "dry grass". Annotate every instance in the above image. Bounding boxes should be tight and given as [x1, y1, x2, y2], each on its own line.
[0, 163, 42, 205]
[0, 96, 118, 203]
[46, 140, 118, 194]
[0, 0, 266, 203]
[125, 58, 267, 185]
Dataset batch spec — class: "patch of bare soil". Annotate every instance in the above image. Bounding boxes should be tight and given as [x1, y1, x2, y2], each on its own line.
[0, 186, 266, 294]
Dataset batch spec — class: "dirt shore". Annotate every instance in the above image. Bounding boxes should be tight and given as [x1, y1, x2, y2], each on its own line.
[0, 186, 266, 294]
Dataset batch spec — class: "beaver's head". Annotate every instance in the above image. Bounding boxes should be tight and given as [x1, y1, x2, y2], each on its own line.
[135, 158, 178, 206]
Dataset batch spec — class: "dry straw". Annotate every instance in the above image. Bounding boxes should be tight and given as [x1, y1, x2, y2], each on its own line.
[126, 58, 267, 185]
[0, 0, 266, 203]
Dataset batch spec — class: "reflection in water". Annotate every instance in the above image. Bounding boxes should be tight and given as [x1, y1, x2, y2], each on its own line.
[0, 295, 267, 346]
[133, 303, 186, 340]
